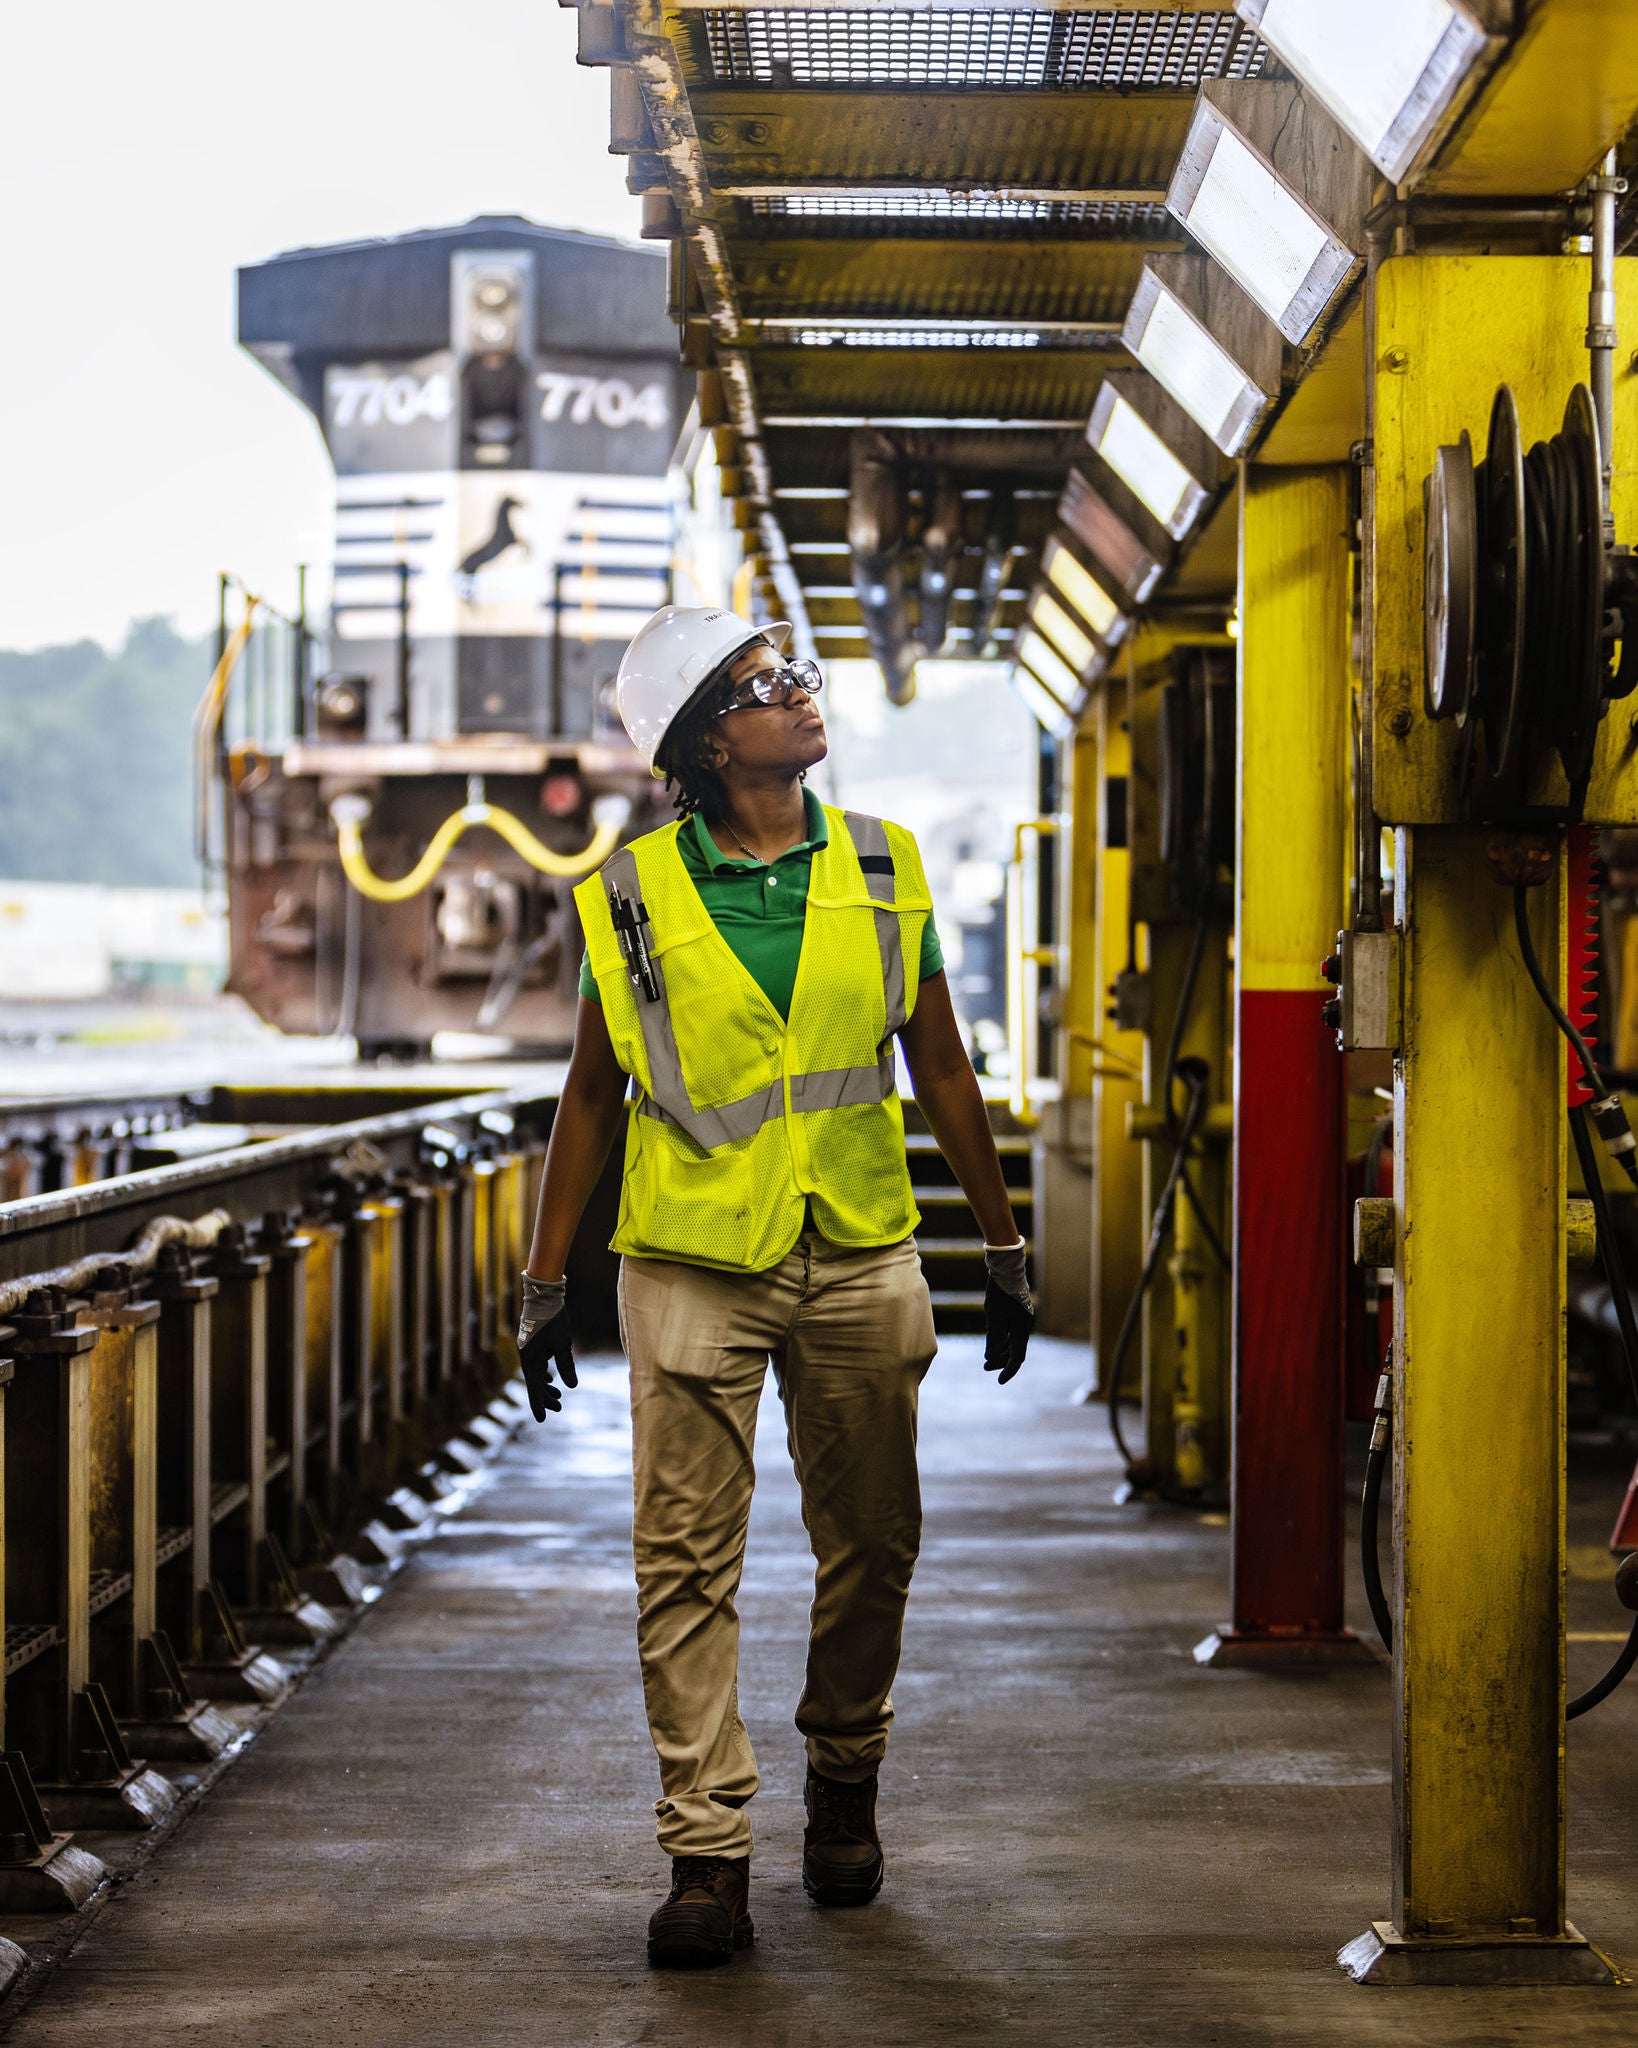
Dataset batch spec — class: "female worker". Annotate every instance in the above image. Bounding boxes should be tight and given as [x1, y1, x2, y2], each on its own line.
[517, 605, 1034, 1970]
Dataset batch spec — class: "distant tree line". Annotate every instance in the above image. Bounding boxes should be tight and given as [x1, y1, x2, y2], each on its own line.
[0, 620, 206, 888]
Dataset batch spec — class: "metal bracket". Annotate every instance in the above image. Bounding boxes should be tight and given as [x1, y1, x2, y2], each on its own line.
[1326, 929, 1402, 1052]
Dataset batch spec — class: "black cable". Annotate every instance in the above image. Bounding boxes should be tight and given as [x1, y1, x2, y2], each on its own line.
[1161, 910, 1211, 1141]
[1513, 884, 1638, 1716]
[1165, 905, 1230, 1270]
[1104, 896, 1222, 1472]
[1360, 1454, 1392, 1651]
[1569, 1614, 1638, 1719]
[1357, 1133, 1395, 1653]
[1179, 1167, 1232, 1271]
[1360, 1356, 1393, 1653]
[1513, 884, 1602, 1095]
[1103, 1071, 1208, 1472]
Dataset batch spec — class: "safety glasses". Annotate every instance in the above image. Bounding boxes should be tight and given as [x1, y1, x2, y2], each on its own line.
[715, 658, 825, 715]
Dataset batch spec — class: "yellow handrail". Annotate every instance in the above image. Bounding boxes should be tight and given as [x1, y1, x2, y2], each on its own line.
[1006, 817, 1060, 1127]
[193, 600, 259, 858]
[333, 797, 625, 904]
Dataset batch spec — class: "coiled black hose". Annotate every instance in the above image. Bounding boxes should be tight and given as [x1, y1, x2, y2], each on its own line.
[1521, 430, 1602, 791]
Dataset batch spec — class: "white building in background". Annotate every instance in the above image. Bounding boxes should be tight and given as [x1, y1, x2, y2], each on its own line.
[0, 884, 226, 1001]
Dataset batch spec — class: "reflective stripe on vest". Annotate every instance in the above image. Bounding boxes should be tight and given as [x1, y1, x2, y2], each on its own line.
[603, 817, 905, 1154]
[842, 810, 908, 1037]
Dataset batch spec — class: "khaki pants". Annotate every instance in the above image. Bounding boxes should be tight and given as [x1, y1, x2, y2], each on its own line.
[618, 1232, 937, 1858]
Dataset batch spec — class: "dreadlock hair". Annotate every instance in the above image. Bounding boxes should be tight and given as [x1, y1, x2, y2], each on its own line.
[655, 673, 733, 820]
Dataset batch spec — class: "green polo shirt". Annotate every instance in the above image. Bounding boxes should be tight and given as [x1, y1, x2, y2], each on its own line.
[578, 788, 943, 1022]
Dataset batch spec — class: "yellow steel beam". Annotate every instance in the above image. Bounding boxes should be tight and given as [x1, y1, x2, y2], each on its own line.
[732, 236, 1163, 324]
[1256, 299, 1365, 468]
[1360, 834, 1600, 1969]
[1424, 0, 1638, 197]
[1238, 468, 1351, 999]
[1372, 256, 1638, 828]
[689, 89, 1189, 196]
[1161, 488, 1238, 605]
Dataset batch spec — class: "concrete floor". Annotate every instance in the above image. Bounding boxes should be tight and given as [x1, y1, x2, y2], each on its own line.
[7, 1335, 1638, 2046]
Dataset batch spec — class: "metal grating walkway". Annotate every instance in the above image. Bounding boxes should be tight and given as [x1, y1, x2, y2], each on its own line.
[702, 7, 1273, 89]
[746, 194, 1178, 236]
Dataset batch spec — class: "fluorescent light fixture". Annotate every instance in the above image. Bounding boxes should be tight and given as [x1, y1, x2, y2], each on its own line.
[1237, 0, 1486, 184]
[1087, 386, 1208, 541]
[1015, 630, 1078, 707]
[1011, 655, 1075, 738]
[1167, 106, 1357, 344]
[1031, 592, 1096, 677]
[1122, 268, 1271, 457]
[1059, 473, 1164, 602]
[1042, 537, 1126, 647]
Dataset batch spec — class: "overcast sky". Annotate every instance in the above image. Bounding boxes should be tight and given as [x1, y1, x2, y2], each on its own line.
[2, 1, 642, 651]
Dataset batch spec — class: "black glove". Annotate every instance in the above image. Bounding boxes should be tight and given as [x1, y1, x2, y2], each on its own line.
[518, 1274, 578, 1421]
[982, 1240, 1034, 1385]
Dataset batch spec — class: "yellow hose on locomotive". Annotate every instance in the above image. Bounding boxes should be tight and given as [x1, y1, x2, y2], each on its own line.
[331, 793, 627, 904]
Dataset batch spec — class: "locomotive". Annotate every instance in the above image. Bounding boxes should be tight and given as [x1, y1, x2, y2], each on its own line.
[223, 216, 692, 1056]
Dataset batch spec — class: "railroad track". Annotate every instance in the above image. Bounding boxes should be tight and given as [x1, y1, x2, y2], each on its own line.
[0, 1074, 597, 1967]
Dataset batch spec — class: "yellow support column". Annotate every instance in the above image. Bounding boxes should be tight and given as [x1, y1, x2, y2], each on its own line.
[1201, 466, 1368, 1666]
[1340, 835, 1612, 1980]
[1139, 912, 1231, 1495]
[1032, 720, 1097, 1335]
[1121, 637, 1234, 1498]
[1339, 251, 1638, 1984]
[1398, 842, 1561, 1938]
[1090, 687, 1144, 1390]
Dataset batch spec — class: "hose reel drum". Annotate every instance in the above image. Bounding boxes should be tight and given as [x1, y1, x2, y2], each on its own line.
[1423, 383, 1638, 822]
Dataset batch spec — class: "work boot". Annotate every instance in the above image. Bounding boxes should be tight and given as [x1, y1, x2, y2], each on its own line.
[646, 1854, 754, 1969]
[802, 1766, 884, 1906]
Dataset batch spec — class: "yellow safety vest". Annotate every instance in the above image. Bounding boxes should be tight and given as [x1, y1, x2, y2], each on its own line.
[575, 805, 933, 1272]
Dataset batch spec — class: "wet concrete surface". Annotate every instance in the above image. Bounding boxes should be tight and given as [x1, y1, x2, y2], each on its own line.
[6, 1335, 1638, 2045]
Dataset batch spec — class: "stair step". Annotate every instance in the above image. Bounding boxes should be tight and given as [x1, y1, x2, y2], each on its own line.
[912, 1186, 1032, 1207]
[929, 1290, 988, 1313]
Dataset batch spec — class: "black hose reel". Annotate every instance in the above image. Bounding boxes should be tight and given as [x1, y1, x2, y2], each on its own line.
[1423, 384, 1638, 822]
[1366, 391, 1638, 1712]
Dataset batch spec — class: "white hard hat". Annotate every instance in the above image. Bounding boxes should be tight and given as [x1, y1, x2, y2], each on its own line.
[615, 605, 792, 775]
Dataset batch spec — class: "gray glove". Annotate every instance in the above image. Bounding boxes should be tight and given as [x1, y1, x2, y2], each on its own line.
[518, 1273, 576, 1420]
[982, 1239, 1034, 1384]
